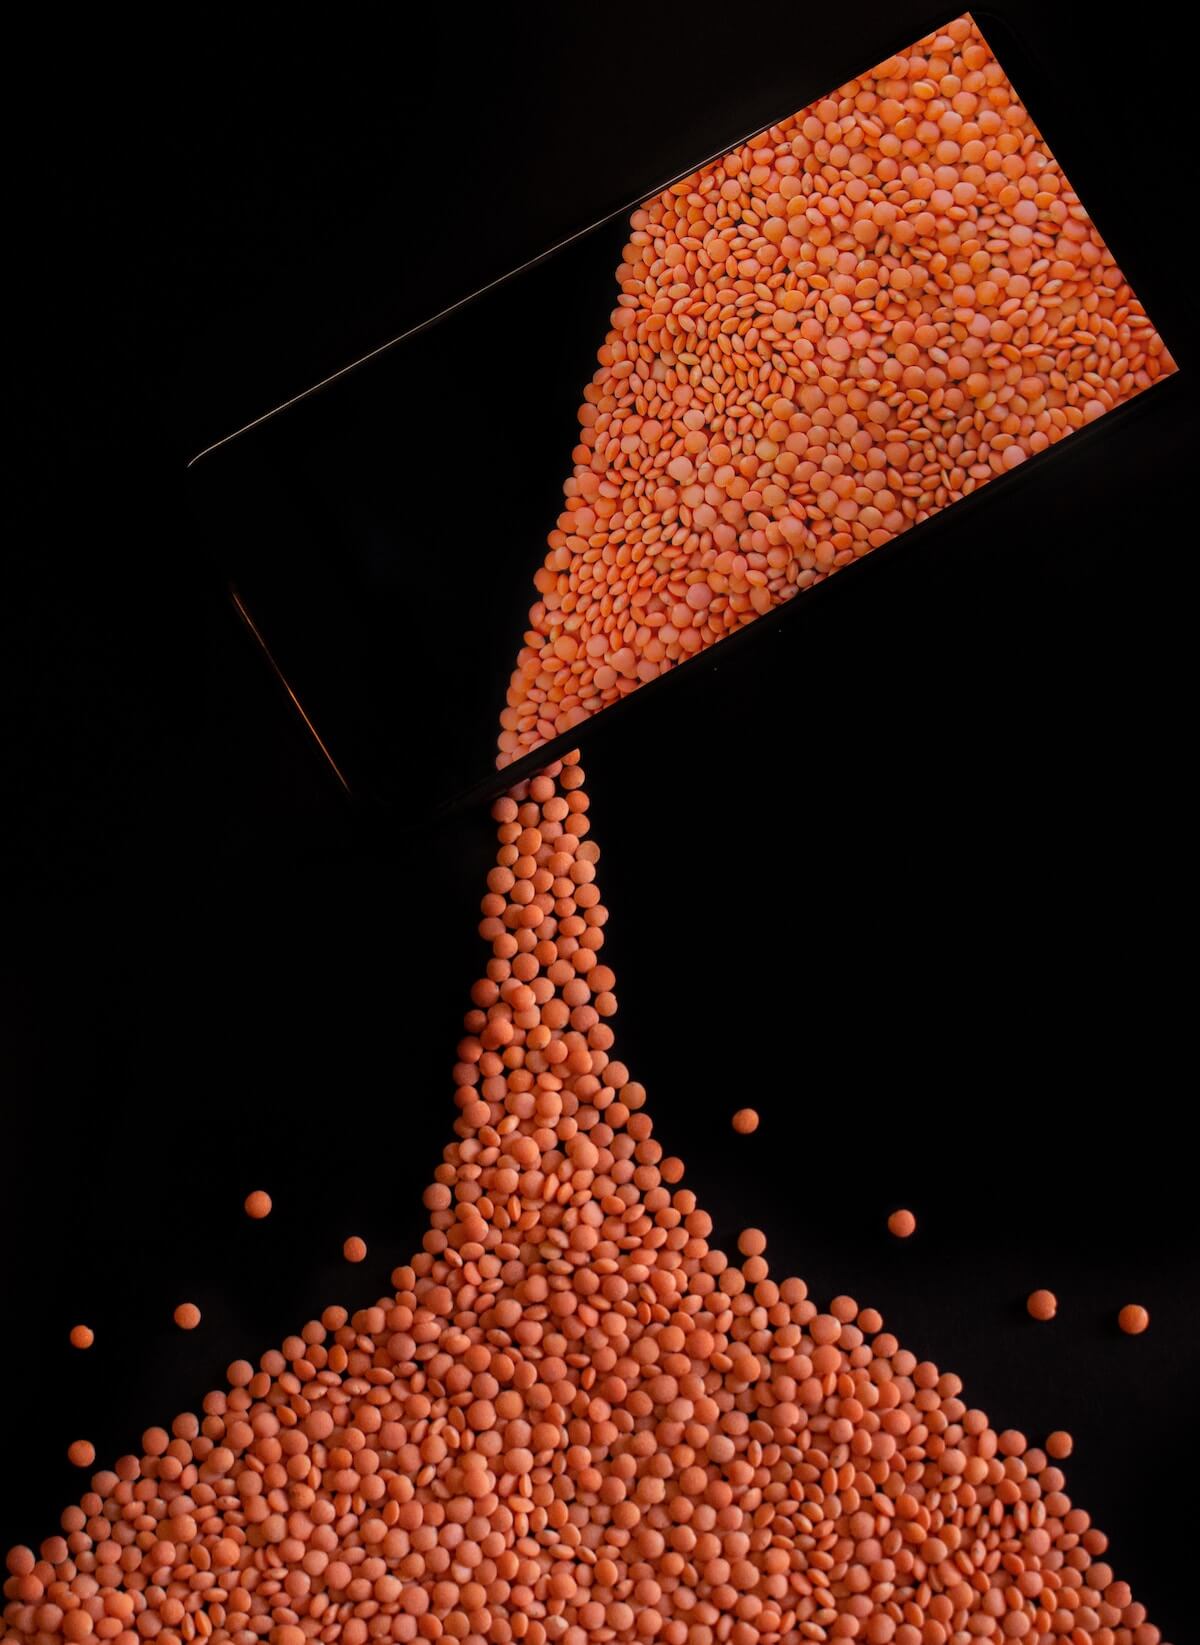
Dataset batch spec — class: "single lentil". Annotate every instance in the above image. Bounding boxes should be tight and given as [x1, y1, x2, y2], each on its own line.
[1028, 1287, 1058, 1320]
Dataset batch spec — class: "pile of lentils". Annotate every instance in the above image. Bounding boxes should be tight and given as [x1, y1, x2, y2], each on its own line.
[2, 750, 1169, 1643]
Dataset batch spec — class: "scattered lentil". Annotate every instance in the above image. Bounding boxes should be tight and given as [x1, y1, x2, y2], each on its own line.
[1119, 1303, 1150, 1335]
[1028, 1287, 1058, 1320]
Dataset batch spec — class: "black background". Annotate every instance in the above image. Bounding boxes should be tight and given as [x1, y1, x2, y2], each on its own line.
[6, 5, 1197, 1640]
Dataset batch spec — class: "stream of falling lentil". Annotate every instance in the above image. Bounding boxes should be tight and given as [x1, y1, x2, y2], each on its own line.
[5, 16, 1174, 1644]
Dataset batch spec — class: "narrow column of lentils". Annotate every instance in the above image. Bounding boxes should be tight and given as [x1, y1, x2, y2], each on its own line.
[3, 14, 1172, 1644]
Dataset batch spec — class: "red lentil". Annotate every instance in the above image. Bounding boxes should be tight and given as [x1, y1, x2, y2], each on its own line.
[343, 1235, 367, 1263]
[6, 17, 1171, 1644]
[497, 17, 1174, 767]
[243, 1189, 272, 1220]
[1047, 1429, 1074, 1459]
[64, 1441, 93, 1469]
[67, 1325, 93, 1351]
[8, 742, 1168, 1643]
[1027, 1287, 1058, 1320]
[887, 1208, 916, 1238]
[173, 1302, 201, 1330]
[731, 1106, 759, 1134]
[1119, 1303, 1150, 1335]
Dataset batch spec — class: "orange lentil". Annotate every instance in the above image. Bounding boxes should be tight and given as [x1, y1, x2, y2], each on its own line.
[343, 1235, 367, 1263]
[173, 1302, 201, 1330]
[732, 1107, 759, 1134]
[243, 1189, 272, 1219]
[495, 18, 1173, 769]
[1027, 1288, 1058, 1320]
[1119, 1303, 1150, 1334]
[67, 1325, 93, 1350]
[888, 1208, 916, 1238]
[11, 735, 1167, 1645]
[6, 18, 1170, 1645]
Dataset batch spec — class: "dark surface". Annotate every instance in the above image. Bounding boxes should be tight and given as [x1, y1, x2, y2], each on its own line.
[6, 3, 1197, 1639]
[188, 212, 632, 814]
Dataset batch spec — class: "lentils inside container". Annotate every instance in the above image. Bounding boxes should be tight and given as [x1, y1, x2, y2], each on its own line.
[496, 16, 1173, 768]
